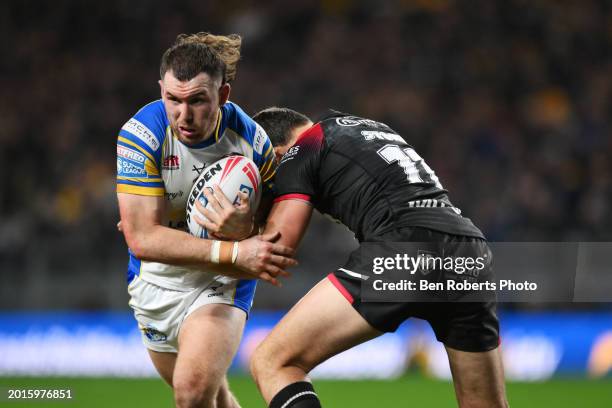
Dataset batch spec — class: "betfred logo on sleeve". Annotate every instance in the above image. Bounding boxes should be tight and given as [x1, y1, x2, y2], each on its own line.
[117, 145, 146, 163]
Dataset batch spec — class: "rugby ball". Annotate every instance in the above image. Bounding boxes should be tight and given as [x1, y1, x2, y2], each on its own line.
[186, 155, 262, 239]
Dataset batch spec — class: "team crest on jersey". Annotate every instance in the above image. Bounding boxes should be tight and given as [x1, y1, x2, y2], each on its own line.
[142, 325, 167, 342]
[163, 155, 180, 170]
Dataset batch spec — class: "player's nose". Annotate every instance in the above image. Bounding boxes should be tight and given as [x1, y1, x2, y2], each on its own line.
[177, 103, 193, 122]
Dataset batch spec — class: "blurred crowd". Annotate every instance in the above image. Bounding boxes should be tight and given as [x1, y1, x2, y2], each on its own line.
[1, 0, 611, 309]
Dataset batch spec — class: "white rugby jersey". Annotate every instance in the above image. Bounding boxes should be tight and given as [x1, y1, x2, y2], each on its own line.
[117, 100, 275, 291]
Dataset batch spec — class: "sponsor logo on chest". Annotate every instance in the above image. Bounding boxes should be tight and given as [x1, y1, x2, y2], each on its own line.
[163, 155, 180, 170]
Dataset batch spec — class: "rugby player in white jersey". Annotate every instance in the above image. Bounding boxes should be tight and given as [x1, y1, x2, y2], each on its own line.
[116, 33, 295, 408]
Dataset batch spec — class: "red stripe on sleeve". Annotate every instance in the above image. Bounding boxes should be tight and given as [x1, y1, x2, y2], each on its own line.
[327, 273, 354, 304]
[274, 193, 311, 203]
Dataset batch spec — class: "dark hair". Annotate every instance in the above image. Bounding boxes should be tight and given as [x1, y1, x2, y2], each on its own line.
[172, 32, 242, 82]
[253, 107, 311, 147]
[159, 42, 226, 82]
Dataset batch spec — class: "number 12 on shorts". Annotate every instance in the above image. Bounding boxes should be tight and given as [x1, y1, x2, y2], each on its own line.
[377, 144, 443, 188]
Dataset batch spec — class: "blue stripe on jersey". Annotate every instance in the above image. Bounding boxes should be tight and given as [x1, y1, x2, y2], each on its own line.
[233, 279, 257, 314]
[222, 102, 264, 165]
[127, 251, 141, 284]
[117, 179, 164, 188]
[118, 100, 167, 168]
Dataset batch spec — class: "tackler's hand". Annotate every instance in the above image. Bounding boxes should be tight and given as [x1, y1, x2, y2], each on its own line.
[234, 231, 298, 287]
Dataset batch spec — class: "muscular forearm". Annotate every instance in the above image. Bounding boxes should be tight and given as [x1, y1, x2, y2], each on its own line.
[118, 191, 297, 285]
[127, 223, 212, 264]
[127, 224, 254, 278]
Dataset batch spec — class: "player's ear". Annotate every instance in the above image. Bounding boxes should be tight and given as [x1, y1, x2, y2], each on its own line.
[218, 82, 231, 106]
[158, 80, 165, 99]
[273, 145, 287, 163]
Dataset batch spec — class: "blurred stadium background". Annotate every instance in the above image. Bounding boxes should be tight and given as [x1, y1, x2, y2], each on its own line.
[1, 0, 611, 406]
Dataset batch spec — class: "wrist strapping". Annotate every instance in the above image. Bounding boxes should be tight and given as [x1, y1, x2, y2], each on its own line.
[211, 240, 238, 264]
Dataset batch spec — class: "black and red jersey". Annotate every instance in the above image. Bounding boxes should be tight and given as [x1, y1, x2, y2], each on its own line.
[274, 111, 484, 241]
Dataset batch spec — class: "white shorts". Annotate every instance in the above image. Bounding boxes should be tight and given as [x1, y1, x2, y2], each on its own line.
[128, 276, 257, 353]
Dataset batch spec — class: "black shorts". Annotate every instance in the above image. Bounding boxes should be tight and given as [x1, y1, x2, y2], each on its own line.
[328, 227, 500, 352]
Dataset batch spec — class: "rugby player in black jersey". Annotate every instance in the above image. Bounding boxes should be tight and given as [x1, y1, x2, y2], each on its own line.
[246, 108, 508, 408]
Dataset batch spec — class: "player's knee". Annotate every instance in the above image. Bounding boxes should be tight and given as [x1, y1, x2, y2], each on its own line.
[251, 341, 314, 385]
[173, 375, 219, 408]
[250, 341, 289, 382]
[250, 345, 272, 383]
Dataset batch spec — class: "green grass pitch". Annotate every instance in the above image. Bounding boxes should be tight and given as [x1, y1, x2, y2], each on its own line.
[0, 375, 610, 407]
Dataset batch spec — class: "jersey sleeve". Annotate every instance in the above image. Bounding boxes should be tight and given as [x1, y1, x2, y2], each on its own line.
[274, 123, 324, 203]
[222, 102, 276, 194]
[116, 101, 166, 196]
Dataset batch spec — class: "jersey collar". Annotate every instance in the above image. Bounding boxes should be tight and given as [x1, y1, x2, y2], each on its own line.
[315, 109, 350, 122]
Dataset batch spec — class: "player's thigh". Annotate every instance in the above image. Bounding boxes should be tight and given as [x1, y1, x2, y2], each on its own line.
[147, 349, 177, 387]
[445, 345, 507, 407]
[174, 303, 246, 385]
[256, 277, 381, 372]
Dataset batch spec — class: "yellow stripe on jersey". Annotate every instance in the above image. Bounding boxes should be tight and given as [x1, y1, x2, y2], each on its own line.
[168, 125, 177, 140]
[262, 170, 275, 182]
[263, 143, 273, 159]
[214, 109, 222, 142]
[117, 136, 157, 164]
[144, 159, 160, 176]
[263, 169, 276, 183]
[259, 157, 273, 174]
[259, 160, 276, 180]
[117, 184, 165, 196]
[117, 176, 163, 183]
